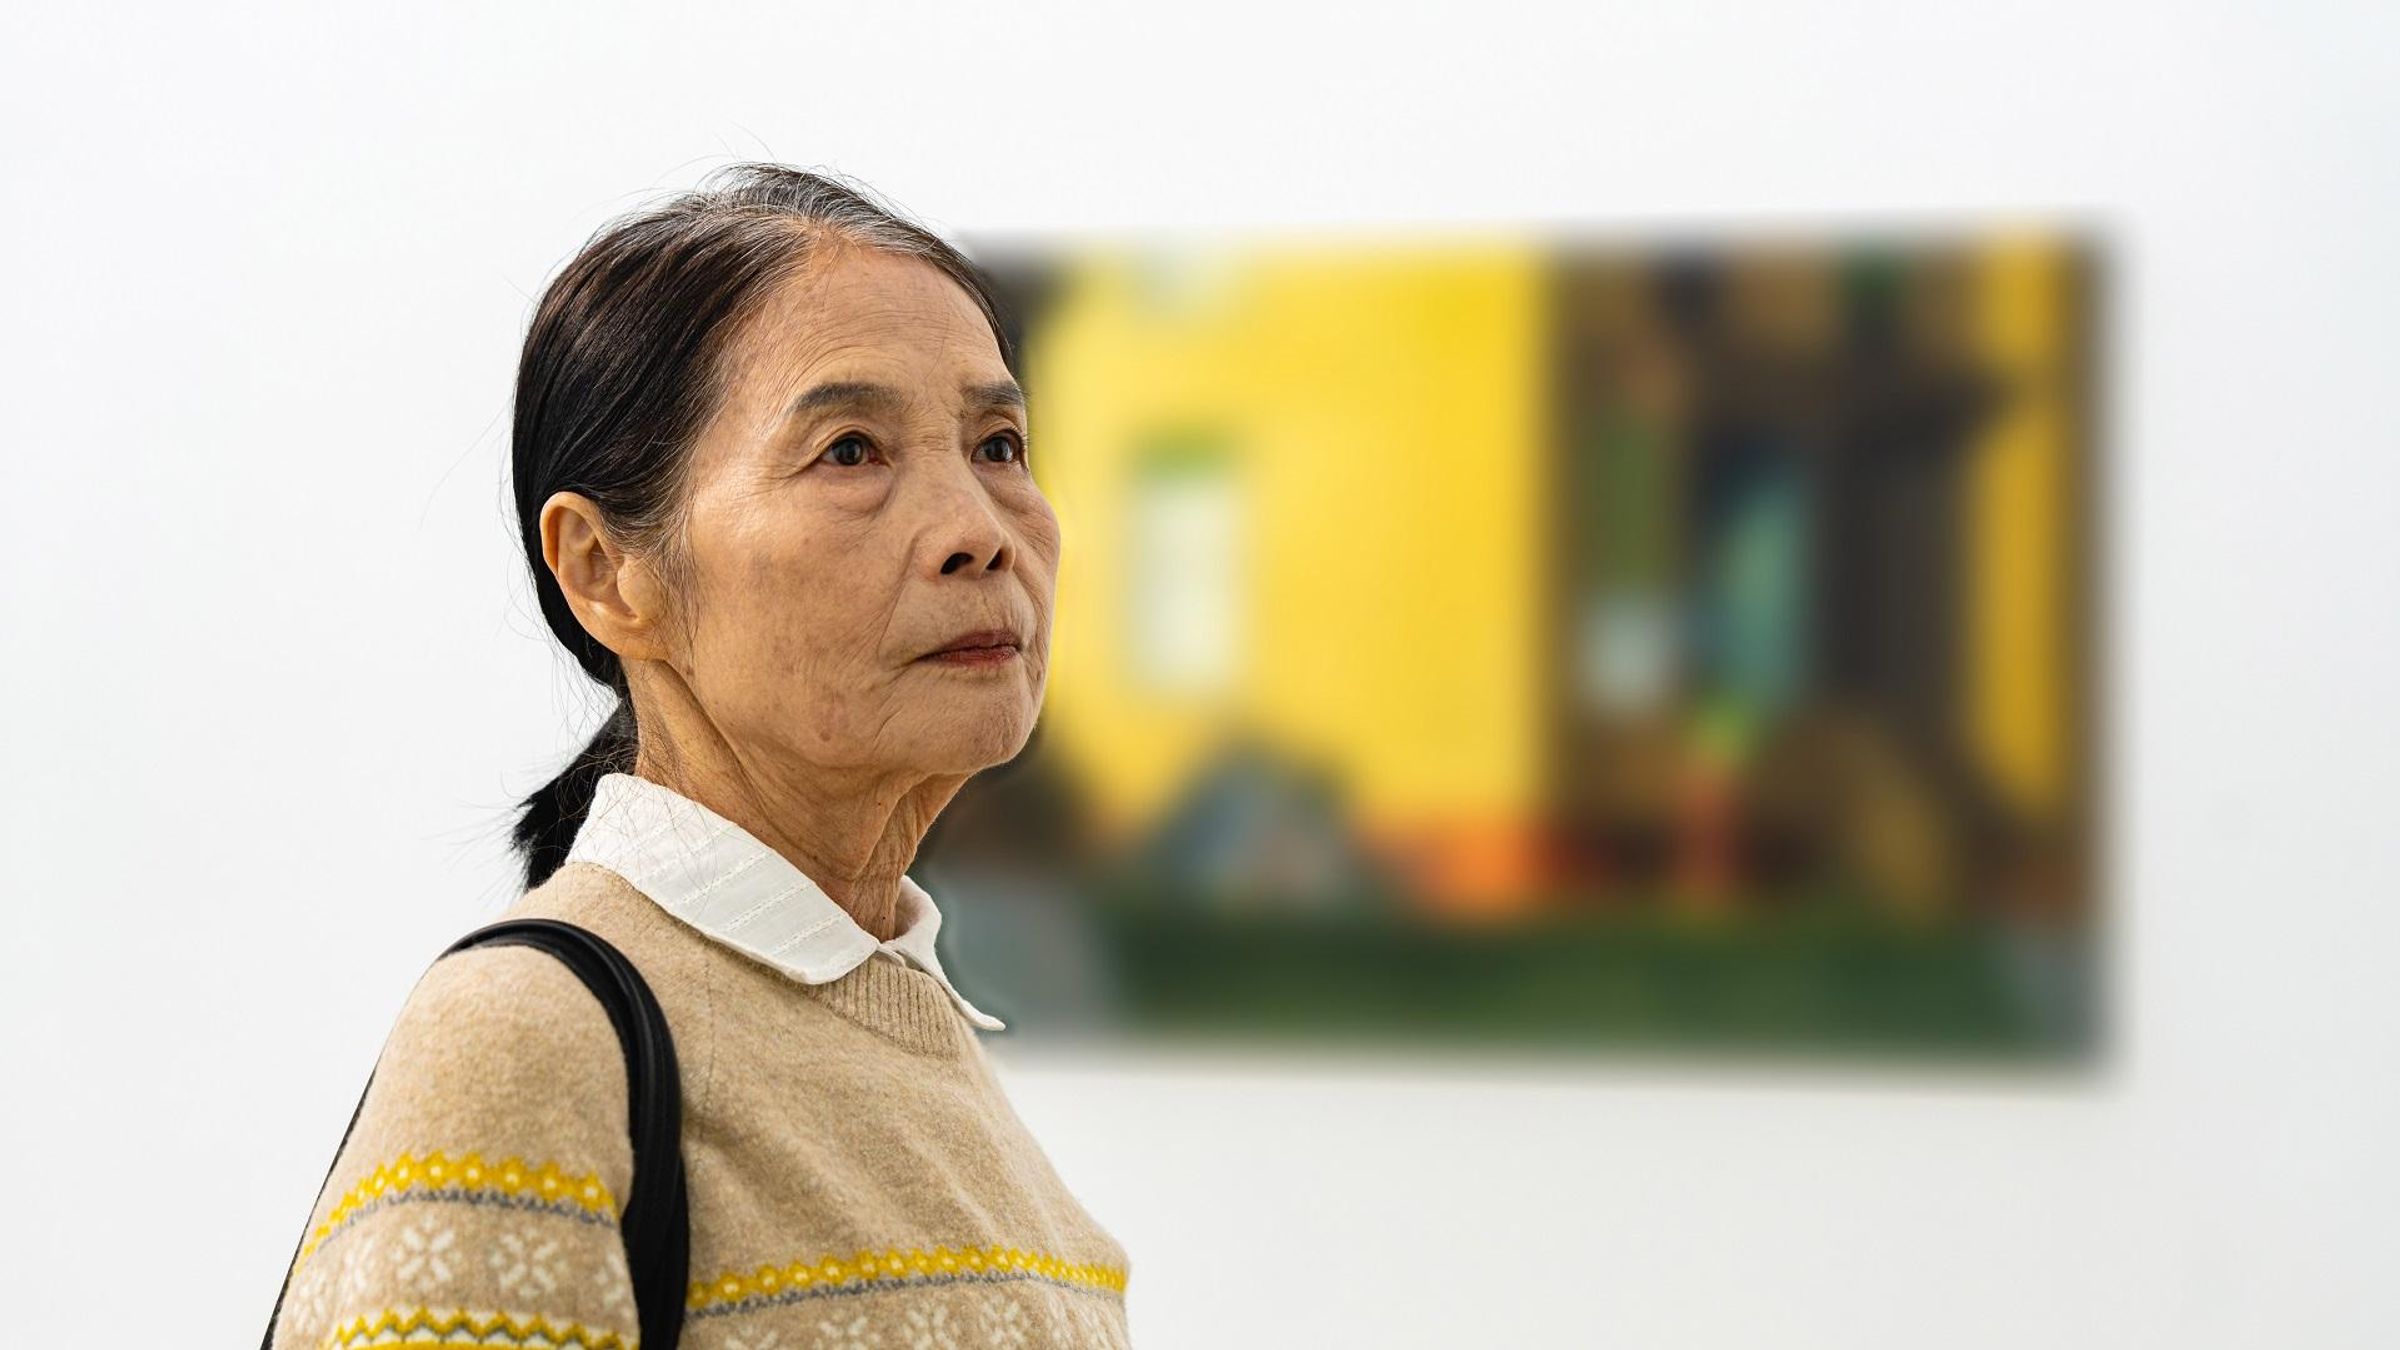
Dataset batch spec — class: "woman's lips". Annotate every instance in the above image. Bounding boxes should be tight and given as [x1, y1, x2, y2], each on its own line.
[922, 643, 1019, 667]
[920, 627, 1023, 664]
[919, 634, 1021, 667]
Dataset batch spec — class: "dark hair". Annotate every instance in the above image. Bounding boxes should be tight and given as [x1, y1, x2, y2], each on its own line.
[507, 162, 1018, 892]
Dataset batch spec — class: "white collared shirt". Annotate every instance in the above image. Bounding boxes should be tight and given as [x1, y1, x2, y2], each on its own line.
[563, 770, 1007, 1031]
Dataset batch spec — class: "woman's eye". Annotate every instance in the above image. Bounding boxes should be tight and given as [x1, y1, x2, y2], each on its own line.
[978, 430, 1029, 466]
[824, 434, 872, 467]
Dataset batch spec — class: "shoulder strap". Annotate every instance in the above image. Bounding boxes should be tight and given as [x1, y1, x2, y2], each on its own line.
[447, 920, 690, 1350]
[263, 918, 689, 1350]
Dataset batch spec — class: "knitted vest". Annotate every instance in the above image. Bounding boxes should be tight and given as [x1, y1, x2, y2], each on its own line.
[268, 860, 1135, 1349]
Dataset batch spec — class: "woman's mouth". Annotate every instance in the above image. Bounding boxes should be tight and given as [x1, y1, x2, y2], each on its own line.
[923, 643, 1019, 667]
[919, 628, 1023, 667]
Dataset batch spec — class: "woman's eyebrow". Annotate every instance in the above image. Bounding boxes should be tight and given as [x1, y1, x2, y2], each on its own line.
[782, 378, 1026, 423]
[964, 379, 1028, 414]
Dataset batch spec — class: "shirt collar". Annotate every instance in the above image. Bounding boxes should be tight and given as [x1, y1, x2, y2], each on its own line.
[563, 770, 1006, 1031]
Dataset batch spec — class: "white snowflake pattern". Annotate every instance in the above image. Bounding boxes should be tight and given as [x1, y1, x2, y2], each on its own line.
[489, 1220, 559, 1297]
[335, 1231, 385, 1306]
[899, 1300, 961, 1350]
[391, 1214, 459, 1291]
[978, 1298, 1031, 1349]
[594, 1240, 638, 1325]
[489, 1227, 564, 1298]
[814, 1309, 885, 1349]
[277, 1260, 332, 1338]
[721, 1327, 784, 1350]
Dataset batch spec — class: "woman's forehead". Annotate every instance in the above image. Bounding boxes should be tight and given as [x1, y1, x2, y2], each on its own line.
[731, 255, 1004, 401]
[768, 250, 990, 345]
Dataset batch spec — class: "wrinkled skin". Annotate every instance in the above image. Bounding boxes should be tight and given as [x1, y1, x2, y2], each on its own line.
[543, 242, 1059, 939]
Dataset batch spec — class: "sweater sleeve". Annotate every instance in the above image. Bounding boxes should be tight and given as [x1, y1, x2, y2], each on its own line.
[268, 943, 646, 1350]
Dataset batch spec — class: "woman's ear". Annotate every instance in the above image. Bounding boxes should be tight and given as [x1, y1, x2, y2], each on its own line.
[543, 490, 673, 664]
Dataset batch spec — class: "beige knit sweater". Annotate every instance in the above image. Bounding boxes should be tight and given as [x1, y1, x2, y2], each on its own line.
[268, 860, 1134, 1349]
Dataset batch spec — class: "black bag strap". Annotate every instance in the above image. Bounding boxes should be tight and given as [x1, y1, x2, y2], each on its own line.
[263, 918, 688, 1350]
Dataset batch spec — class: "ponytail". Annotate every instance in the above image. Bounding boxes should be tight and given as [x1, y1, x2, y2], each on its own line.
[512, 691, 638, 892]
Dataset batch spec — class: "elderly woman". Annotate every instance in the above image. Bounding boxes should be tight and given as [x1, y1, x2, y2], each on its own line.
[264, 164, 1133, 1350]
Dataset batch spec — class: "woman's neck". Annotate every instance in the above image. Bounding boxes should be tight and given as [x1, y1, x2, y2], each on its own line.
[630, 744, 962, 944]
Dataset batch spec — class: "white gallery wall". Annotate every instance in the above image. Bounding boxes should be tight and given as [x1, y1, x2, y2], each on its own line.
[3, 2, 2395, 1344]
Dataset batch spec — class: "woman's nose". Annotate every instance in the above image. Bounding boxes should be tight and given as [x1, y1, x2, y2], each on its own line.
[923, 464, 1010, 577]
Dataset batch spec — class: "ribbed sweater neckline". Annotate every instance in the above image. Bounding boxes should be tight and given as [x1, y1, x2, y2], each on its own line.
[802, 949, 970, 1058]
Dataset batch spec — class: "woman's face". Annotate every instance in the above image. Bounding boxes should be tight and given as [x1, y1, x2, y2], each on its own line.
[658, 245, 1058, 782]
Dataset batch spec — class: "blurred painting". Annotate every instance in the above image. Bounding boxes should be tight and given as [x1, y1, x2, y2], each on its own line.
[918, 224, 2102, 1063]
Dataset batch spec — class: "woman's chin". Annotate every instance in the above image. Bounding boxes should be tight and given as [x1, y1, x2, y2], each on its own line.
[921, 709, 1036, 771]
